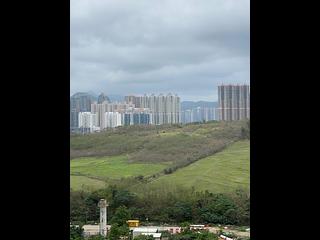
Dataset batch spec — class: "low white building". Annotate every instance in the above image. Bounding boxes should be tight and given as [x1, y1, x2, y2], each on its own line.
[146, 226, 181, 234]
[190, 225, 205, 230]
[219, 235, 233, 240]
[132, 227, 158, 238]
[82, 225, 111, 237]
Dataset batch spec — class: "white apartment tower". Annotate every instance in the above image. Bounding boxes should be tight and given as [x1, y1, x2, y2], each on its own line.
[78, 112, 98, 132]
[104, 112, 122, 128]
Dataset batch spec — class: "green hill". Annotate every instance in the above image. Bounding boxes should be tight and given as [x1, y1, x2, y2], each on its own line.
[70, 121, 250, 192]
[142, 140, 250, 193]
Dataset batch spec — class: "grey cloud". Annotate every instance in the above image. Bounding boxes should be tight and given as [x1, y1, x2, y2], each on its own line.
[71, 0, 250, 101]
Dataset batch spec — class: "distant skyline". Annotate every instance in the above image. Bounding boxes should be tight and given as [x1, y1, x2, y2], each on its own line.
[71, 0, 250, 102]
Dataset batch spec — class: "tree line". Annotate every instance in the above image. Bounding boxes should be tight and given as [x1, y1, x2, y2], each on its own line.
[70, 186, 250, 227]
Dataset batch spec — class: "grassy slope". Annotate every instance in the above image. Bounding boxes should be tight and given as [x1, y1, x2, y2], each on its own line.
[144, 140, 250, 193]
[70, 176, 107, 191]
[70, 155, 170, 190]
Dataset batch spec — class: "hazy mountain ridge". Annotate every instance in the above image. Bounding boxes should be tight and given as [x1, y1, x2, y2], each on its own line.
[181, 101, 218, 111]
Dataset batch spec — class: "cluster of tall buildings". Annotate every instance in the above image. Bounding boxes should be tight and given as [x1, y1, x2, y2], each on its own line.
[70, 84, 250, 134]
[124, 93, 181, 125]
[70, 93, 181, 133]
[77, 107, 152, 133]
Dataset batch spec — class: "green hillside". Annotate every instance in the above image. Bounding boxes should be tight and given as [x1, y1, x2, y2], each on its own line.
[142, 140, 250, 193]
[70, 121, 250, 192]
[70, 121, 248, 161]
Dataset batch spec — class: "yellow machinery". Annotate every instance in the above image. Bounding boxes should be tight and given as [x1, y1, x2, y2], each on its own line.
[127, 220, 140, 227]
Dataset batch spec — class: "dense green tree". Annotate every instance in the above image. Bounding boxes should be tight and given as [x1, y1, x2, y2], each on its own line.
[197, 193, 238, 224]
[108, 223, 130, 240]
[107, 205, 131, 240]
[70, 225, 84, 240]
[228, 189, 250, 225]
[108, 224, 121, 240]
[84, 192, 101, 221]
[169, 201, 193, 222]
[117, 224, 130, 238]
[110, 206, 132, 225]
[70, 191, 90, 223]
[112, 189, 136, 208]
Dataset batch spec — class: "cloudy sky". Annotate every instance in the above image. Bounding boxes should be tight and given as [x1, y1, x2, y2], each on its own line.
[71, 0, 249, 101]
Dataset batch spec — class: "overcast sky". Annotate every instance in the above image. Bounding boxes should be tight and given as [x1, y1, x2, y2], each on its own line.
[71, 0, 249, 101]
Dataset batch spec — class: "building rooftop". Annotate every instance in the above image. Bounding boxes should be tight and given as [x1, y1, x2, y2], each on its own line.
[133, 227, 158, 233]
[82, 225, 111, 230]
[83, 225, 99, 230]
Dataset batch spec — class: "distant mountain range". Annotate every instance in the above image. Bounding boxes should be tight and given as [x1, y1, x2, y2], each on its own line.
[84, 92, 124, 102]
[181, 101, 218, 111]
[108, 95, 125, 102]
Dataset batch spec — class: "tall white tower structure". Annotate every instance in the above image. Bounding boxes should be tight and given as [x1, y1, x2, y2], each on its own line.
[98, 199, 108, 237]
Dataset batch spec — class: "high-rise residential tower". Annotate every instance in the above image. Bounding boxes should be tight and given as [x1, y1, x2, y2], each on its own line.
[78, 112, 99, 133]
[70, 92, 94, 131]
[218, 84, 250, 121]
